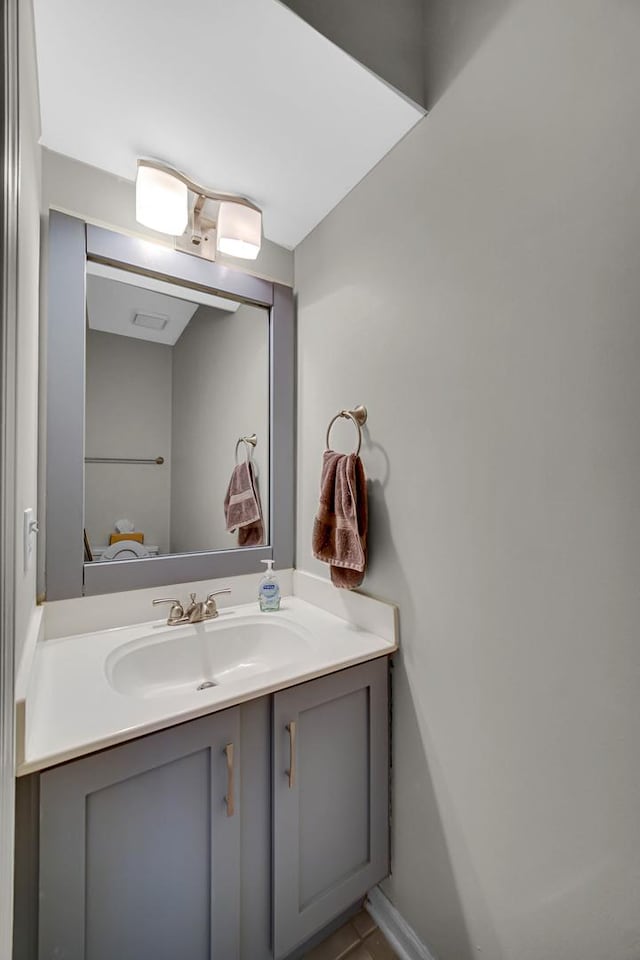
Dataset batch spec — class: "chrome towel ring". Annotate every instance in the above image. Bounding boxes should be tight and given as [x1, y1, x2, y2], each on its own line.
[235, 434, 257, 464]
[325, 405, 368, 456]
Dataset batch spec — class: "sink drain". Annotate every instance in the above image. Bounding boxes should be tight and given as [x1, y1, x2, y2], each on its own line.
[196, 680, 217, 691]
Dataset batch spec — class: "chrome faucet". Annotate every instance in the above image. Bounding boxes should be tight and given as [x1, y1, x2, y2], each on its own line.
[153, 589, 232, 625]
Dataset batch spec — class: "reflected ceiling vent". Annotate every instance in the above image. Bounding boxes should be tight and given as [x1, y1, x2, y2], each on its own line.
[132, 312, 169, 331]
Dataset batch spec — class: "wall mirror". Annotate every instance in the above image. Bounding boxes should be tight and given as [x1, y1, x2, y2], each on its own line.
[84, 264, 270, 560]
[46, 212, 294, 599]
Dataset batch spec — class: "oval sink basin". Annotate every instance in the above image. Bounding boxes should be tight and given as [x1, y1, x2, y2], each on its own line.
[106, 615, 312, 699]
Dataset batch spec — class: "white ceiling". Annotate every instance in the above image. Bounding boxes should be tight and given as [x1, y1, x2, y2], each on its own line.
[86, 267, 234, 345]
[87, 276, 198, 346]
[33, 0, 423, 249]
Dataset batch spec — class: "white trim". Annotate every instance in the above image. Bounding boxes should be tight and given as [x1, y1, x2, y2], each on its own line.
[0, 0, 19, 951]
[366, 887, 437, 960]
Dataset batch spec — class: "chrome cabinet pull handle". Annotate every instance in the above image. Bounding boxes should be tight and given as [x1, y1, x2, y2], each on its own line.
[286, 721, 296, 789]
[224, 743, 235, 817]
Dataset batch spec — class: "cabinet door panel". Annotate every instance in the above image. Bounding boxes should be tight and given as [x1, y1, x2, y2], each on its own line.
[39, 709, 241, 960]
[273, 658, 389, 959]
[298, 687, 370, 908]
[84, 750, 210, 960]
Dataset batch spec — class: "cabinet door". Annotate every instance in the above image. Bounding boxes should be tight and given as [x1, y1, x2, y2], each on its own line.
[39, 708, 241, 960]
[273, 658, 389, 959]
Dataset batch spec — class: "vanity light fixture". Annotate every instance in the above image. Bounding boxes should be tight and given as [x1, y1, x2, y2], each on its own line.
[135, 164, 189, 236]
[135, 158, 262, 261]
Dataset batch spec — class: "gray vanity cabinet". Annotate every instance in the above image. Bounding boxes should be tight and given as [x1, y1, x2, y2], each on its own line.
[38, 708, 241, 960]
[272, 657, 390, 959]
[35, 659, 390, 960]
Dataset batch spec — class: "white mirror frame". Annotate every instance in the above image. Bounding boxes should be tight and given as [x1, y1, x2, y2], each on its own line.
[45, 212, 295, 599]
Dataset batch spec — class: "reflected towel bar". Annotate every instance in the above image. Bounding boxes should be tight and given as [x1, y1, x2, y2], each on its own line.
[85, 456, 165, 465]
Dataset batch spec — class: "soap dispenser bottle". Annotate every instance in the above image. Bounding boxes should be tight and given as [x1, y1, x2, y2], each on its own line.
[259, 559, 281, 611]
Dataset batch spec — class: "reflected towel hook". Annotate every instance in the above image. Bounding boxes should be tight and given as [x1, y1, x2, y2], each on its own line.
[325, 405, 368, 456]
[235, 433, 257, 464]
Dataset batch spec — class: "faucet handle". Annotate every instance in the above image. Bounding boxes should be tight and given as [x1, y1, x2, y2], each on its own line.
[206, 588, 232, 601]
[204, 588, 231, 619]
[152, 598, 185, 625]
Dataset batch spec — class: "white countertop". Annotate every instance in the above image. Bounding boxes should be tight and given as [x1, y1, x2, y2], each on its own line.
[19, 593, 397, 775]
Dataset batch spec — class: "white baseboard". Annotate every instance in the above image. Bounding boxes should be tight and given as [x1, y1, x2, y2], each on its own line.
[366, 886, 437, 960]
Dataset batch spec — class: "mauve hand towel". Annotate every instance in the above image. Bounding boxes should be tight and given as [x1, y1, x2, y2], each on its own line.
[224, 460, 264, 546]
[312, 450, 368, 589]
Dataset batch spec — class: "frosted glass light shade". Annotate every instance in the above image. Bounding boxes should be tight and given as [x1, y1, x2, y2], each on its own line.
[136, 165, 189, 235]
[216, 202, 262, 260]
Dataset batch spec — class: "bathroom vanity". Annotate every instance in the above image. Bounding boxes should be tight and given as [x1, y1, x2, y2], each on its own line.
[22, 212, 396, 960]
[37, 658, 388, 960]
[16, 583, 397, 960]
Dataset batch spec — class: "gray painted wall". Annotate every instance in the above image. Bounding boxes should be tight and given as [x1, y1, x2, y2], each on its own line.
[294, 2, 640, 958]
[84, 331, 173, 553]
[171, 303, 269, 553]
[281, 0, 425, 108]
[423, 0, 512, 107]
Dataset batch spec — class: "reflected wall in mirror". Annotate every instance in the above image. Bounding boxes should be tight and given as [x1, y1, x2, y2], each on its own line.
[84, 264, 269, 562]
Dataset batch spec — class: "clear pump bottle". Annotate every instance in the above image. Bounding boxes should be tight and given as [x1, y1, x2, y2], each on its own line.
[258, 559, 281, 611]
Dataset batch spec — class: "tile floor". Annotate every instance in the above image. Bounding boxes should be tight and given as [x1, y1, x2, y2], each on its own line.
[303, 907, 398, 960]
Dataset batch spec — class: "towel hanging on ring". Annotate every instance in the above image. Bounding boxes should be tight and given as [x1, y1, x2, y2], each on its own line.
[224, 434, 263, 546]
[312, 451, 367, 589]
[313, 405, 368, 589]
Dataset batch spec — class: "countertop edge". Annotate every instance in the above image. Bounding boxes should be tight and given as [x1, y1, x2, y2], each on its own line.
[17, 643, 396, 776]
